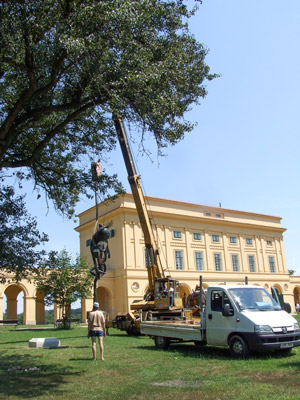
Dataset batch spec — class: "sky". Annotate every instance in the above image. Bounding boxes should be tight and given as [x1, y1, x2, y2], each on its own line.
[14, 0, 300, 277]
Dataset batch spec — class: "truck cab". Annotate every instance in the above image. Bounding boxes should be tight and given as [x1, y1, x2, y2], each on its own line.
[205, 285, 300, 357]
[141, 283, 300, 358]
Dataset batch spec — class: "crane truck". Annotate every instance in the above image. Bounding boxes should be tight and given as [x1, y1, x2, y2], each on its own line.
[140, 276, 300, 358]
[109, 118, 187, 334]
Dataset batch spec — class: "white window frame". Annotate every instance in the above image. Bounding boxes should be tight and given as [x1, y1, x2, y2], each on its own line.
[145, 248, 153, 268]
[212, 234, 220, 243]
[246, 238, 253, 245]
[232, 254, 240, 272]
[214, 253, 222, 271]
[248, 255, 256, 272]
[175, 250, 184, 270]
[173, 231, 182, 239]
[269, 256, 276, 273]
[193, 233, 201, 241]
[195, 252, 204, 271]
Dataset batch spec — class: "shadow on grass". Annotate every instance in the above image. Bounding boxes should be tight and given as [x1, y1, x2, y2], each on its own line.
[106, 333, 137, 337]
[279, 359, 300, 370]
[0, 335, 87, 346]
[0, 353, 80, 398]
[0, 340, 30, 345]
[15, 328, 57, 332]
[136, 342, 230, 359]
[137, 342, 300, 361]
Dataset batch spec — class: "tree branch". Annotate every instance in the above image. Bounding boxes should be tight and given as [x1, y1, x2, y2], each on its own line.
[2, 102, 94, 168]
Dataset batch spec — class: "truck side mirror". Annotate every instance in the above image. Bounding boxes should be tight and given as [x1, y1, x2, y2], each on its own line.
[222, 303, 231, 317]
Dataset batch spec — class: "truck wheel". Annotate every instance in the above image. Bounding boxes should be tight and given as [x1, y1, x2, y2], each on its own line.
[229, 335, 250, 359]
[154, 336, 170, 350]
[194, 341, 206, 348]
[125, 324, 140, 336]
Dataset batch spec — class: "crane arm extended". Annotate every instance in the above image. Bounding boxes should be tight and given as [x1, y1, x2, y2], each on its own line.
[114, 117, 165, 293]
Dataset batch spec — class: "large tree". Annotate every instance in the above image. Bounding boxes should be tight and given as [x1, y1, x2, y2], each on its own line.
[0, 0, 216, 217]
[34, 249, 93, 328]
[0, 182, 49, 281]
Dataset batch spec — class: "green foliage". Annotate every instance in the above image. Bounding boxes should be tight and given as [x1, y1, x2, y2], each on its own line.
[33, 249, 92, 328]
[1, 324, 300, 399]
[17, 308, 82, 324]
[0, 183, 48, 281]
[288, 269, 296, 276]
[0, 0, 217, 218]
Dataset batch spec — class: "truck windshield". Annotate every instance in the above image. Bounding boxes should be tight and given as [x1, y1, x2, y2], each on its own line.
[228, 287, 281, 311]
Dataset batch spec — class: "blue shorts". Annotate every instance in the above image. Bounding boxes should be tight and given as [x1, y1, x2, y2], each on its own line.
[89, 330, 104, 337]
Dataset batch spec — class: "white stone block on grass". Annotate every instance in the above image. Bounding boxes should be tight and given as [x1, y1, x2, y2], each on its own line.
[29, 338, 61, 348]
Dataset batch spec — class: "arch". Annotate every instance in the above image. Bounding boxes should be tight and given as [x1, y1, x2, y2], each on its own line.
[96, 286, 112, 314]
[179, 283, 191, 307]
[3, 281, 29, 297]
[4, 284, 25, 321]
[293, 287, 300, 305]
[273, 284, 283, 294]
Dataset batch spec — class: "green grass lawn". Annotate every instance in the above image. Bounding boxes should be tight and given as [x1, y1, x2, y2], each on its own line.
[1, 319, 300, 400]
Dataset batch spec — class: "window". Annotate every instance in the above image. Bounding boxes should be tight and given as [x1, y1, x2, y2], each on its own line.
[173, 231, 182, 239]
[248, 255, 256, 272]
[211, 290, 223, 312]
[230, 237, 237, 244]
[211, 290, 233, 314]
[195, 252, 204, 271]
[269, 256, 276, 273]
[214, 253, 222, 271]
[86, 239, 91, 247]
[266, 240, 272, 246]
[175, 251, 184, 270]
[246, 238, 253, 245]
[205, 212, 211, 216]
[232, 254, 239, 272]
[212, 235, 220, 243]
[145, 248, 153, 267]
[193, 233, 201, 241]
[216, 214, 222, 218]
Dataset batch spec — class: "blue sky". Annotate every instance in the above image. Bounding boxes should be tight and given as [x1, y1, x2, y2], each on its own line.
[20, 0, 300, 275]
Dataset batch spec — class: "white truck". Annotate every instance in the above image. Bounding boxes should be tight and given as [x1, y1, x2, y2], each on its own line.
[140, 284, 300, 358]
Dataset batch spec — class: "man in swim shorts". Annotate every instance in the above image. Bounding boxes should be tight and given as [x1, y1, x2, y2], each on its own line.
[88, 302, 106, 361]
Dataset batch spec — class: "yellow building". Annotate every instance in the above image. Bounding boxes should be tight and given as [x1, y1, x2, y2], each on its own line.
[1, 193, 300, 324]
[76, 193, 300, 317]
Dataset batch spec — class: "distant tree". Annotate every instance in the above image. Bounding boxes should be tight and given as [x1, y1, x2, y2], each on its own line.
[33, 249, 93, 329]
[0, 183, 48, 282]
[0, 0, 217, 218]
[288, 269, 296, 276]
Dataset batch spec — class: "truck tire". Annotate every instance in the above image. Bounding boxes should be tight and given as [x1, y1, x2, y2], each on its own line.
[194, 341, 206, 348]
[125, 323, 140, 336]
[229, 335, 250, 359]
[154, 336, 170, 350]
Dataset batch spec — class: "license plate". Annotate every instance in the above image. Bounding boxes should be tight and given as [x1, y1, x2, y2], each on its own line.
[280, 342, 293, 349]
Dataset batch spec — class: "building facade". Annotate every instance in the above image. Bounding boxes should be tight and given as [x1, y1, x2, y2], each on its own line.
[76, 194, 300, 318]
[1, 193, 300, 324]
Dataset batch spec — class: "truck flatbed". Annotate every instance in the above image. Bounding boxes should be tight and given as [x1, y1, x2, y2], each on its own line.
[141, 319, 203, 342]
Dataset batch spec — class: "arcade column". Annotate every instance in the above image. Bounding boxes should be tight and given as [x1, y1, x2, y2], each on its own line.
[23, 296, 36, 325]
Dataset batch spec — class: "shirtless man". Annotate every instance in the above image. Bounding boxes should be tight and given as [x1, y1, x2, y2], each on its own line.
[87, 302, 106, 361]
